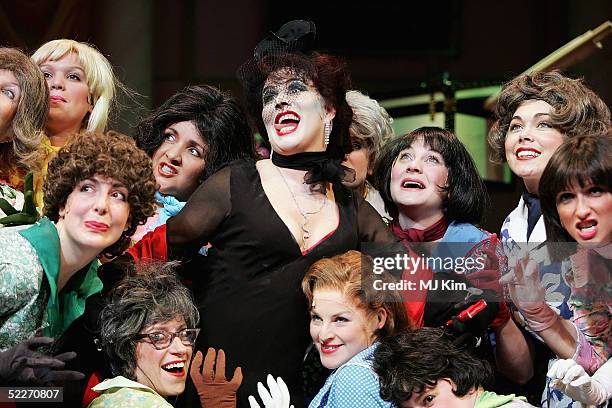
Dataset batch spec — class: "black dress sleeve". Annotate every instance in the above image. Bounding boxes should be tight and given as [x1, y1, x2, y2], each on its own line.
[166, 164, 231, 250]
[355, 193, 397, 243]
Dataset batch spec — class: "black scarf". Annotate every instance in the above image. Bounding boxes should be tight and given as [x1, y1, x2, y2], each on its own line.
[271, 151, 355, 187]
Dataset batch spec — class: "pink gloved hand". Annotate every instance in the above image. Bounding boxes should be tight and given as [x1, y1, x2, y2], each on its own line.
[500, 251, 558, 331]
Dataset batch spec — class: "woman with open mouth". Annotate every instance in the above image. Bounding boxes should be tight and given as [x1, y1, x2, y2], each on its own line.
[91, 262, 200, 407]
[131, 84, 255, 244]
[157, 20, 401, 407]
[372, 126, 531, 384]
[503, 134, 611, 406]
[488, 71, 610, 407]
[49, 85, 253, 405]
[0, 131, 156, 383]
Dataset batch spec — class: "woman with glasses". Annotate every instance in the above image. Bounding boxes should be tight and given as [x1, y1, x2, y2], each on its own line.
[91, 262, 201, 407]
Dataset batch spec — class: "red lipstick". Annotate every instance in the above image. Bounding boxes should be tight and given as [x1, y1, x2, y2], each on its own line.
[320, 343, 342, 354]
[157, 162, 178, 177]
[515, 147, 541, 161]
[274, 110, 301, 137]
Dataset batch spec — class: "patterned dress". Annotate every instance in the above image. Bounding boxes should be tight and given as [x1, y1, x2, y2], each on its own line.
[0, 182, 24, 218]
[309, 343, 391, 408]
[88, 376, 174, 408]
[501, 197, 610, 408]
[0, 218, 102, 350]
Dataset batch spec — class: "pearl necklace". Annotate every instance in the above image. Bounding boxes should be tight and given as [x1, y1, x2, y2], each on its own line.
[275, 165, 328, 250]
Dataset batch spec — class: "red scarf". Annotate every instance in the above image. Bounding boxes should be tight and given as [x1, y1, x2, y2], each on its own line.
[390, 217, 449, 242]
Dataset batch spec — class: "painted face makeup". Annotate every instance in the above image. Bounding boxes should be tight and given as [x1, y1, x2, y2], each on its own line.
[134, 316, 194, 397]
[261, 69, 334, 155]
[56, 175, 130, 254]
[504, 99, 566, 193]
[556, 182, 612, 245]
[390, 138, 448, 226]
[400, 379, 477, 408]
[309, 288, 380, 370]
[0, 69, 20, 142]
[39, 53, 91, 136]
[342, 138, 371, 189]
[151, 121, 206, 201]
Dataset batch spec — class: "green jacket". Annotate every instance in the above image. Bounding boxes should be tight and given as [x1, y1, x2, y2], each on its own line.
[0, 218, 102, 350]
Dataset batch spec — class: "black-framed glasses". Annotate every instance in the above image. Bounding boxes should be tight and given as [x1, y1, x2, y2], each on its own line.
[135, 328, 200, 350]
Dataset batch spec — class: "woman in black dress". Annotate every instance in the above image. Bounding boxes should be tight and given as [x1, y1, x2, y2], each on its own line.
[166, 21, 399, 407]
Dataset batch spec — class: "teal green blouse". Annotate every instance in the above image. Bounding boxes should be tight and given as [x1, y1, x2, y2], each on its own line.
[0, 218, 102, 349]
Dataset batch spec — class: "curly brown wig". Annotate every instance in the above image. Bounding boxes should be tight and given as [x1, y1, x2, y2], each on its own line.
[43, 131, 156, 256]
[488, 71, 610, 164]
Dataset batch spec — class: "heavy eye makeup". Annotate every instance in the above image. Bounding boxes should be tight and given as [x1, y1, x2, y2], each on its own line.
[262, 78, 309, 105]
[262, 86, 278, 105]
[286, 79, 308, 94]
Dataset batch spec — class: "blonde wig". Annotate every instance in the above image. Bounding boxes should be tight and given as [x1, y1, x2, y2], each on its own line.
[32, 39, 118, 133]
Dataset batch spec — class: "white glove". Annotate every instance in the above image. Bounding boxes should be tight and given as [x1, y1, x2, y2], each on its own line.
[248, 374, 293, 408]
[547, 359, 609, 405]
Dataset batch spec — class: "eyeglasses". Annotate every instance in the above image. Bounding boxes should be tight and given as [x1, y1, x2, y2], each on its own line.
[135, 328, 200, 350]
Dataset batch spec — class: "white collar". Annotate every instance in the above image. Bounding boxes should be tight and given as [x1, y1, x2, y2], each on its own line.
[92, 376, 157, 394]
[506, 196, 547, 244]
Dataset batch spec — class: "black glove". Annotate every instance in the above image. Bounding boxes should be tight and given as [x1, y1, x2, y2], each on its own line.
[0, 337, 85, 385]
[423, 272, 499, 348]
[0, 172, 40, 226]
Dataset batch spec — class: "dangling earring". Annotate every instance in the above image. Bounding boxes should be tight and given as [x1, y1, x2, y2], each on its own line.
[324, 120, 332, 146]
